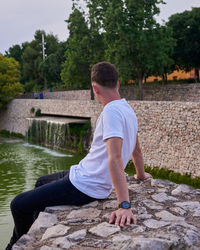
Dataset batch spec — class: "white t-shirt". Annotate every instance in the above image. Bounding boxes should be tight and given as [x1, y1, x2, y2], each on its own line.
[69, 98, 138, 199]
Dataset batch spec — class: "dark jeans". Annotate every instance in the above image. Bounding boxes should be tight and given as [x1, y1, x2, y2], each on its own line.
[8, 170, 97, 248]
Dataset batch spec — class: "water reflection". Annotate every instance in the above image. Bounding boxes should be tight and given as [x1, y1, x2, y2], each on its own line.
[0, 136, 83, 250]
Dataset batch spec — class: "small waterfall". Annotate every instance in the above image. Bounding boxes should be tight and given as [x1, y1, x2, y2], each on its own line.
[26, 117, 91, 152]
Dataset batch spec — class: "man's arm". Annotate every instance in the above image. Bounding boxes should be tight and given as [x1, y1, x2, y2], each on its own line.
[106, 137, 136, 227]
[132, 135, 152, 180]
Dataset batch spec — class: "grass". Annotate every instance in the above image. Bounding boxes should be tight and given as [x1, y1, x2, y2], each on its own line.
[125, 162, 200, 189]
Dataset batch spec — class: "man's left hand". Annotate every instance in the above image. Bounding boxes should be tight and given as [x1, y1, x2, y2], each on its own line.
[109, 208, 137, 227]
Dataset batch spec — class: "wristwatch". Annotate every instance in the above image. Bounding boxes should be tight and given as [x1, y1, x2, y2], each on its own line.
[118, 201, 131, 209]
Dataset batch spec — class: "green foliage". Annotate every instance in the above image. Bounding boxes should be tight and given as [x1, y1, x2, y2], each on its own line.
[125, 163, 200, 189]
[35, 108, 42, 117]
[68, 120, 91, 152]
[69, 120, 91, 138]
[22, 44, 43, 89]
[78, 141, 84, 154]
[167, 7, 200, 82]
[39, 41, 67, 88]
[24, 81, 35, 92]
[0, 130, 24, 139]
[5, 44, 23, 65]
[5, 30, 63, 92]
[0, 130, 10, 137]
[4, 4, 200, 93]
[0, 54, 23, 109]
[84, 0, 175, 99]
[30, 107, 35, 113]
[61, 8, 91, 90]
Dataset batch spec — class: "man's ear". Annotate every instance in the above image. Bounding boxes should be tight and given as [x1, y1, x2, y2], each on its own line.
[92, 83, 99, 94]
[117, 81, 120, 90]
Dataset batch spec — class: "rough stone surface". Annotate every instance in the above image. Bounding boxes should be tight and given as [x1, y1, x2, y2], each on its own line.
[142, 199, 163, 210]
[151, 192, 177, 202]
[143, 219, 170, 229]
[45, 205, 78, 213]
[89, 222, 120, 237]
[28, 212, 58, 234]
[126, 237, 173, 250]
[52, 237, 73, 249]
[40, 246, 61, 250]
[171, 184, 192, 195]
[12, 178, 200, 249]
[155, 210, 185, 222]
[175, 201, 200, 217]
[67, 208, 101, 220]
[41, 224, 70, 241]
[67, 229, 87, 242]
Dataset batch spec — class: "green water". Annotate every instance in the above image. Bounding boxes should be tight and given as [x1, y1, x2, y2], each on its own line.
[0, 136, 83, 250]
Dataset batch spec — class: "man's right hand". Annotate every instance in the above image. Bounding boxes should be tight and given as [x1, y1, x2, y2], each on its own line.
[134, 171, 152, 180]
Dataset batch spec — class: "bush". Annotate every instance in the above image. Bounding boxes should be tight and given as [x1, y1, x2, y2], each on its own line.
[35, 109, 42, 117]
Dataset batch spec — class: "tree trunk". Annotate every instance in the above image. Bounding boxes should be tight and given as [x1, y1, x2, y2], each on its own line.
[138, 72, 143, 100]
[162, 71, 167, 84]
[90, 84, 94, 100]
[195, 67, 199, 83]
[162, 74, 165, 85]
[165, 72, 168, 82]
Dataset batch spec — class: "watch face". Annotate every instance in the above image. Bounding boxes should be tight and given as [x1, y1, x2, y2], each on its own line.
[121, 201, 131, 209]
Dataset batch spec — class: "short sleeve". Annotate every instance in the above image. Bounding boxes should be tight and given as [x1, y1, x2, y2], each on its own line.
[102, 106, 124, 141]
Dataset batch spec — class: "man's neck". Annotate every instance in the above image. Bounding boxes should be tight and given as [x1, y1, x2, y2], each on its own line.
[100, 92, 121, 107]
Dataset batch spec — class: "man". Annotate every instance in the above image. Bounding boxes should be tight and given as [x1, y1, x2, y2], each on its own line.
[6, 62, 151, 250]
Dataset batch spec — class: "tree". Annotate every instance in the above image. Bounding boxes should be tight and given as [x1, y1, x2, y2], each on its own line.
[0, 54, 23, 109]
[85, 0, 175, 99]
[61, 7, 91, 90]
[145, 25, 175, 84]
[39, 41, 67, 89]
[167, 8, 200, 82]
[22, 45, 43, 89]
[21, 30, 61, 90]
[5, 44, 23, 64]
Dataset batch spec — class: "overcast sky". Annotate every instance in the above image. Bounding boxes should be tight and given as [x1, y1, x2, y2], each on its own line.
[1, 0, 200, 54]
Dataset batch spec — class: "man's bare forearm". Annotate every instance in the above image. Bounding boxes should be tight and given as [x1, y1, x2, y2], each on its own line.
[108, 157, 129, 203]
[132, 136, 145, 179]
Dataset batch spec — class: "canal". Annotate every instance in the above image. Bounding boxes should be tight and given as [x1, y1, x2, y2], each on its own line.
[0, 136, 83, 249]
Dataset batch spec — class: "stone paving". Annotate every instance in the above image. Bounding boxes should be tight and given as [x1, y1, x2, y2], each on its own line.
[13, 177, 200, 250]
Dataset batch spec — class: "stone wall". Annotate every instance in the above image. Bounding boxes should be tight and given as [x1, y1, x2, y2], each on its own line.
[19, 84, 200, 102]
[19, 90, 90, 100]
[120, 83, 200, 102]
[0, 99, 199, 177]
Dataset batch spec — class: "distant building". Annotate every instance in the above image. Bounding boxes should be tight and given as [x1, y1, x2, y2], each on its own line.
[146, 68, 199, 82]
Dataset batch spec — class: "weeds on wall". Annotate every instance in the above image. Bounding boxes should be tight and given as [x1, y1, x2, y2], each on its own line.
[30, 107, 35, 114]
[125, 162, 200, 189]
[0, 130, 24, 139]
[35, 109, 42, 117]
[67, 121, 91, 154]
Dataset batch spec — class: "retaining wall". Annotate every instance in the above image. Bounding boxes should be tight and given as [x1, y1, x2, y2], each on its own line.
[0, 99, 199, 177]
[19, 84, 200, 102]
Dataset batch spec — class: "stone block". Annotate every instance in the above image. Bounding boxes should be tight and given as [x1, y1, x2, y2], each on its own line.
[41, 224, 70, 241]
[28, 212, 57, 234]
[89, 222, 120, 237]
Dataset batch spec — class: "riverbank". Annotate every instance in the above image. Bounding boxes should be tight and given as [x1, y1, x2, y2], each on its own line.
[13, 177, 200, 250]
